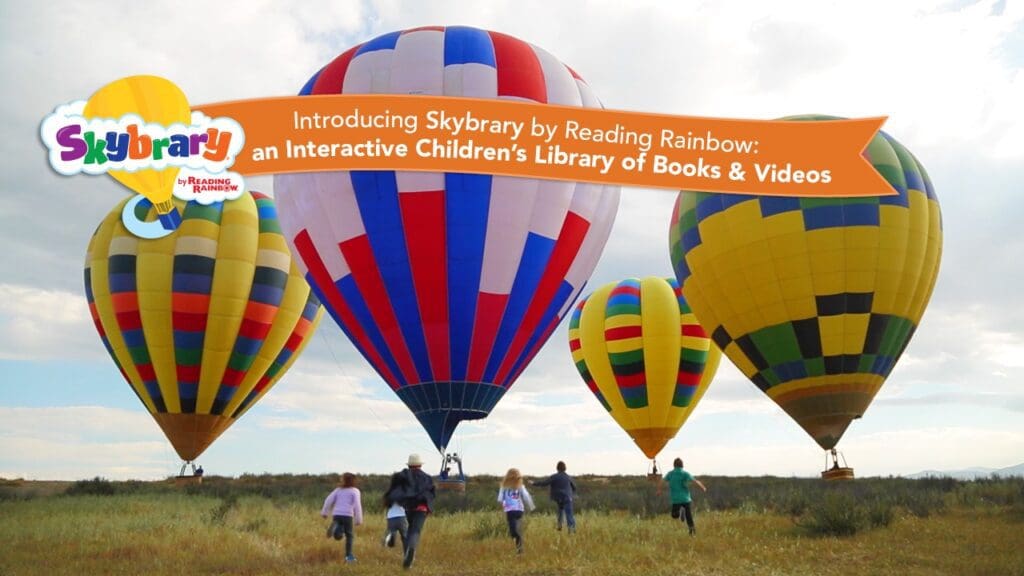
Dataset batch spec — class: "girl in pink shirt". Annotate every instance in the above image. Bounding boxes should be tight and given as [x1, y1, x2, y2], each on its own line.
[321, 472, 363, 563]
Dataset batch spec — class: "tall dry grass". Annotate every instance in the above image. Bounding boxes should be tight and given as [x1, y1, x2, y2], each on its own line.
[1, 484, 1022, 576]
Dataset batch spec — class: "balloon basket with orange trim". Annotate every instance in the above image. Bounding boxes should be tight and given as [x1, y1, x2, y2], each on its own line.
[821, 449, 854, 481]
[173, 475, 203, 486]
[821, 467, 855, 481]
[437, 479, 466, 492]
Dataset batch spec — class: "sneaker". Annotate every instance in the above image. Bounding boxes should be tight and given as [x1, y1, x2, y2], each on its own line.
[689, 527, 696, 536]
[326, 523, 335, 539]
[383, 532, 392, 547]
[403, 547, 416, 569]
[345, 555, 357, 563]
[556, 522, 562, 531]
[515, 537, 523, 554]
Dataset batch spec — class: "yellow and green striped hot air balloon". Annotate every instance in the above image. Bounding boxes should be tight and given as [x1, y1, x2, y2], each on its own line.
[568, 277, 721, 461]
[668, 116, 942, 453]
[84, 192, 323, 463]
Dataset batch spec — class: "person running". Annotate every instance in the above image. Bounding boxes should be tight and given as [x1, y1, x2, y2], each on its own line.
[498, 468, 536, 554]
[382, 472, 409, 550]
[321, 472, 363, 563]
[531, 461, 578, 532]
[391, 454, 436, 569]
[663, 457, 706, 535]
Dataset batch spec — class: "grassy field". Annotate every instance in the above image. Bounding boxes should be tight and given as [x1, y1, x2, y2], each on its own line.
[1, 476, 1022, 576]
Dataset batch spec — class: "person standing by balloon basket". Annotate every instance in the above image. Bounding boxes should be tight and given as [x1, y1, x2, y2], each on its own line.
[321, 473, 363, 563]
[662, 458, 706, 535]
[396, 454, 436, 570]
[531, 461, 578, 533]
[498, 468, 536, 554]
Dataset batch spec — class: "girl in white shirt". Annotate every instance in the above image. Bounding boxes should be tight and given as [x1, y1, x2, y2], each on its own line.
[497, 468, 535, 554]
[382, 472, 408, 549]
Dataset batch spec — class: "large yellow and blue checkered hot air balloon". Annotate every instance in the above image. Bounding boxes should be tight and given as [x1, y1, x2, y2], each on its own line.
[84, 192, 323, 462]
[568, 277, 721, 460]
[668, 116, 942, 451]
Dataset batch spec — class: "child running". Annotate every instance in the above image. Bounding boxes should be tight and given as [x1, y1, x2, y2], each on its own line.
[321, 472, 363, 563]
[663, 457, 707, 535]
[382, 471, 408, 550]
[497, 468, 536, 554]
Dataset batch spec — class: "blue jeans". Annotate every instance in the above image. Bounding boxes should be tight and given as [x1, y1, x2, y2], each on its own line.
[403, 510, 428, 565]
[506, 510, 524, 550]
[328, 515, 355, 557]
[557, 498, 576, 531]
[385, 516, 408, 548]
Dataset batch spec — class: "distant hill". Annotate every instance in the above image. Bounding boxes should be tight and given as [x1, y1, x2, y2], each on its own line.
[906, 463, 1024, 480]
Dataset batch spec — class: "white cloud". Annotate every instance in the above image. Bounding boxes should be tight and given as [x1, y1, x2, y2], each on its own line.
[0, 283, 101, 361]
[255, 361, 422, 434]
[0, 406, 175, 480]
[845, 426, 1024, 476]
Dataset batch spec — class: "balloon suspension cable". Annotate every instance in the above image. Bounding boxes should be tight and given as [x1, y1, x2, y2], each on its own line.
[825, 448, 850, 470]
[315, 327, 433, 455]
[440, 405, 453, 458]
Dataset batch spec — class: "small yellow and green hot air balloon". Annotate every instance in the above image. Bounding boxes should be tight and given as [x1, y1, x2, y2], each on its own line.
[568, 277, 721, 464]
[84, 191, 323, 464]
[668, 116, 942, 474]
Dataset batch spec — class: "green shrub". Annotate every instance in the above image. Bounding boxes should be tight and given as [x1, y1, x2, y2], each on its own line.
[0, 487, 38, 501]
[795, 491, 867, 537]
[866, 498, 895, 528]
[65, 477, 117, 496]
[900, 491, 946, 518]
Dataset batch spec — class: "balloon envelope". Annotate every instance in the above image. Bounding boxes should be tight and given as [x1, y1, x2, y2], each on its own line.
[668, 117, 942, 450]
[274, 26, 620, 451]
[84, 192, 323, 460]
[569, 277, 721, 459]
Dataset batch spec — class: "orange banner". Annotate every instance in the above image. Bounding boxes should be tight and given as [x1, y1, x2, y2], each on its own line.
[195, 95, 892, 197]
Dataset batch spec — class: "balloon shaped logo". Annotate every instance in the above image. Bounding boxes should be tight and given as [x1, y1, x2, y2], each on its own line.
[84, 192, 323, 461]
[668, 115, 942, 451]
[83, 75, 191, 238]
[569, 277, 721, 459]
[274, 26, 621, 452]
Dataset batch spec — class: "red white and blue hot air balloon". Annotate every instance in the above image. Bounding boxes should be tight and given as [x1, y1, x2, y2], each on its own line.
[274, 26, 620, 451]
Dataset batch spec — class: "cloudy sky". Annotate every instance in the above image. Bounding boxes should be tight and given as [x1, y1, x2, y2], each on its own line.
[2, 0, 1022, 480]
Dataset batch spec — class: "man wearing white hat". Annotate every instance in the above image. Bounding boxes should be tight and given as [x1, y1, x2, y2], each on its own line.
[389, 453, 435, 569]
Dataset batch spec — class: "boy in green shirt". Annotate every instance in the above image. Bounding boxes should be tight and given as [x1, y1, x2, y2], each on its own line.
[663, 457, 707, 535]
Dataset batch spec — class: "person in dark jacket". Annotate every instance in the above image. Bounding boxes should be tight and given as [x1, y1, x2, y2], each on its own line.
[388, 453, 436, 569]
[531, 461, 578, 533]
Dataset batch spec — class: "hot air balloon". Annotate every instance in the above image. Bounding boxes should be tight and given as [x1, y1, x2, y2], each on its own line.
[84, 192, 323, 468]
[83, 75, 190, 236]
[274, 26, 620, 460]
[568, 277, 721, 472]
[668, 116, 942, 477]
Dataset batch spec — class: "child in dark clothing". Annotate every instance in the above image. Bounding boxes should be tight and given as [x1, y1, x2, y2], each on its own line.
[531, 461, 578, 532]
